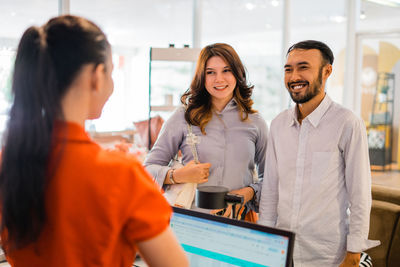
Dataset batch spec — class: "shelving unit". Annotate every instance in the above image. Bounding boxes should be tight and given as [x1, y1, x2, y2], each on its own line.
[367, 72, 395, 170]
[147, 46, 201, 150]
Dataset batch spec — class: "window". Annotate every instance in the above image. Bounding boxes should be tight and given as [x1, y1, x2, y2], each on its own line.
[290, 0, 347, 105]
[202, 0, 283, 123]
[360, 0, 400, 32]
[71, 0, 194, 131]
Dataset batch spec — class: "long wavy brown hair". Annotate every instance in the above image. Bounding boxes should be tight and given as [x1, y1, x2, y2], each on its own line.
[181, 43, 256, 134]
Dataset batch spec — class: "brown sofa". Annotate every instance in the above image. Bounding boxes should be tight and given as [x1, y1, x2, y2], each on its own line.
[366, 184, 400, 267]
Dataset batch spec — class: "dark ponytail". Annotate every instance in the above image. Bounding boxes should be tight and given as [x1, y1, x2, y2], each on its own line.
[0, 15, 109, 249]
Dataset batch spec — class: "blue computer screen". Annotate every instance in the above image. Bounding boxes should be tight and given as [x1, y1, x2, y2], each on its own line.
[170, 211, 290, 267]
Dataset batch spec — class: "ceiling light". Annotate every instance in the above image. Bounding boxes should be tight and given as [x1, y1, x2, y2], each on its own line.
[245, 3, 256, 10]
[365, 0, 400, 7]
[271, 0, 279, 7]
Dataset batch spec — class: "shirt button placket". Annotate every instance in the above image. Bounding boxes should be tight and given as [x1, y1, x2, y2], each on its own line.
[291, 121, 309, 230]
[220, 114, 227, 185]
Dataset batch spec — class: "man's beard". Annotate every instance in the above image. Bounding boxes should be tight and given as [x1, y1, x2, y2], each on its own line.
[288, 67, 323, 104]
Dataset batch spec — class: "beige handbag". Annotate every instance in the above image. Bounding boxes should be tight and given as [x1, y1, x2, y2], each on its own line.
[163, 124, 198, 209]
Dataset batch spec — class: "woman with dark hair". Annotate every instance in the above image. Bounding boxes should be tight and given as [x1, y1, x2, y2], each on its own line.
[0, 15, 188, 267]
[145, 43, 268, 217]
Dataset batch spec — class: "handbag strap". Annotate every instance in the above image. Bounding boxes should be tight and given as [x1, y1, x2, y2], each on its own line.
[186, 124, 199, 163]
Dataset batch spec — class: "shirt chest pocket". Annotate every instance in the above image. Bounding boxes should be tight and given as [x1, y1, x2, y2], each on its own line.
[310, 151, 342, 185]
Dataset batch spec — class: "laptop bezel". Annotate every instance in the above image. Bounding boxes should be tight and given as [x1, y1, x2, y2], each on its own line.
[171, 206, 295, 267]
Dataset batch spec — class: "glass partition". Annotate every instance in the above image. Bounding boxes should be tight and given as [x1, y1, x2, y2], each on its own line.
[0, 0, 58, 144]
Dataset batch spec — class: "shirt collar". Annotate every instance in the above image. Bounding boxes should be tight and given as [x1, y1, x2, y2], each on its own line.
[53, 121, 91, 142]
[289, 94, 332, 128]
[289, 107, 298, 127]
[215, 98, 237, 114]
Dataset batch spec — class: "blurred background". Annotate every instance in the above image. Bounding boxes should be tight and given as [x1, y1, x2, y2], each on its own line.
[0, 0, 399, 170]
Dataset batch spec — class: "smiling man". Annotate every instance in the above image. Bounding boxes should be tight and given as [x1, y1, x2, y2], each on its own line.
[259, 40, 379, 267]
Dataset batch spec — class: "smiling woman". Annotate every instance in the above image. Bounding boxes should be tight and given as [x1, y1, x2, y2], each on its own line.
[182, 43, 257, 134]
[204, 56, 237, 112]
[144, 43, 268, 220]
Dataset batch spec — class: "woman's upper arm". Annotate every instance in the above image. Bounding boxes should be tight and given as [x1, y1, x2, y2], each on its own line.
[143, 109, 186, 185]
[144, 108, 185, 167]
[255, 116, 268, 177]
[137, 227, 189, 267]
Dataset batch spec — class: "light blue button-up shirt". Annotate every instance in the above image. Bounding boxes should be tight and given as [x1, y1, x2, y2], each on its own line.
[259, 95, 379, 266]
[144, 99, 268, 211]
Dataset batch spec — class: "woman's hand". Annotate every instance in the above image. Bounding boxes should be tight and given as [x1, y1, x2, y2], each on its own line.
[173, 160, 211, 184]
[114, 141, 132, 153]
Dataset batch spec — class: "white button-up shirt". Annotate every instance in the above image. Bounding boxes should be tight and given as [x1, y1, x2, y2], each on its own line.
[259, 95, 379, 267]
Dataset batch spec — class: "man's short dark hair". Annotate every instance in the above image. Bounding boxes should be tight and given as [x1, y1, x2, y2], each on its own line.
[287, 40, 334, 65]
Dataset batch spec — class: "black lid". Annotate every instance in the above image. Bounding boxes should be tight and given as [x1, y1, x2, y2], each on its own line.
[195, 186, 229, 209]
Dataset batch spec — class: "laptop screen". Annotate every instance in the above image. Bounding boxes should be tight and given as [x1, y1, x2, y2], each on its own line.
[170, 207, 295, 267]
